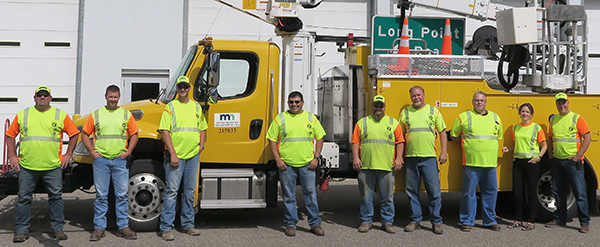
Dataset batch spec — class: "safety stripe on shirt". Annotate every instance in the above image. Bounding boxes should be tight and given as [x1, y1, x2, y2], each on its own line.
[94, 108, 129, 139]
[279, 112, 314, 143]
[22, 107, 62, 143]
[360, 139, 395, 146]
[280, 137, 314, 143]
[465, 111, 497, 139]
[168, 102, 201, 133]
[550, 113, 580, 141]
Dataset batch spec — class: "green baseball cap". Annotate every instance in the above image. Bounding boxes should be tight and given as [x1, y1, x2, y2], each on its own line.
[35, 85, 51, 95]
[373, 95, 385, 104]
[555, 92, 568, 101]
[177, 76, 190, 85]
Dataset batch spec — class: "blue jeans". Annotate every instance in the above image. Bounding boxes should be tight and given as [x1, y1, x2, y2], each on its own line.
[550, 158, 590, 225]
[93, 156, 129, 230]
[15, 167, 64, 234]
[279, 163, 321, 228]
[405, 157, 442, 225]
[357, 169, 395, 225]
[460, 166, 498, 226]
[160, 153, 200, 232]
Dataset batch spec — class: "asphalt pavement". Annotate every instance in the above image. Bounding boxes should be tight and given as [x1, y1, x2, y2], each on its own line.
[0, 179, 597, 246]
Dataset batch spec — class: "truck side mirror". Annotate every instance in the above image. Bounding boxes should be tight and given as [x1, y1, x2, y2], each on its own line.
[209, 53, 220, 87]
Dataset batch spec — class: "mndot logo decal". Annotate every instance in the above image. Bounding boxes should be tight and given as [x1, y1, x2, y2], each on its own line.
[214, 113, 241, 127]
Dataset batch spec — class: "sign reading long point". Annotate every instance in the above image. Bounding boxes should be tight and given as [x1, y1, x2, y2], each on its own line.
[372, 16, 465, 55]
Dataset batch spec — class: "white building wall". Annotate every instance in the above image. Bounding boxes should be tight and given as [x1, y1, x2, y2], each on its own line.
[80, 0, 185, 114]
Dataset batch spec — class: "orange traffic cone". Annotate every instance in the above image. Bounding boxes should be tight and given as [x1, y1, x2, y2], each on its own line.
[390, 18, 410, 75]
[441, 19, 452, 55]
[398, 18, 410, 55]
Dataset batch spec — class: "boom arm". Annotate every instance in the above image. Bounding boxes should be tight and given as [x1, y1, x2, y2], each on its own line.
[400, 0, 512, 21]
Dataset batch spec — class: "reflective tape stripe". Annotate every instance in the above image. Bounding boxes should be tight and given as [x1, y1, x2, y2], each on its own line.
[430, 105, 434, 115]
[280, 137, 313, 143]
[168, 102, 177, 129]
[466, 111, 473, 135]
[172, 127, 202, 133]
[389, 115, 394, 125]
[406, 127, 435, 133]
[23, 108, 29, 137]
[403, 108, 410, 127]
[554, 138, 581, 143]
[96, 135, 127, 140]
[280, 114, 287, 137]
[529, 124, 539, 156]
[362, 117, 368, 138]
[21, 136, 61, 142]
[360, 139, 395, 146]
[463, 135, 497, 140]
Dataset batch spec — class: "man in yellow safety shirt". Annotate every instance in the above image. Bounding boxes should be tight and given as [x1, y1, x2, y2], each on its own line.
[267, 91, 326, 237]
[81, 85, 139, 241]
[5, 85, 79, 243]
[450, 91, 502, 232]
[545, 92, 591, 233]
[400, 86, 447, 234]
[158, 76, 207, 241]
[352, 95, 404, 234]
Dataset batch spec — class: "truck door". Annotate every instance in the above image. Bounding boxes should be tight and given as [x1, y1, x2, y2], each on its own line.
[192, 49, 273, 165]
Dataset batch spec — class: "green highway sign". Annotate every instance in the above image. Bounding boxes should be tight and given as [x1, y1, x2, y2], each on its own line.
[371, 16, 465, 55]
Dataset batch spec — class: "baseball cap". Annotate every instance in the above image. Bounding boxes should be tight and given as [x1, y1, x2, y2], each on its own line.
[35, 85, 51, 95]
[373, 95, 385, 104]
[177, 75, 190, 87]
[555, 92, 568, 101]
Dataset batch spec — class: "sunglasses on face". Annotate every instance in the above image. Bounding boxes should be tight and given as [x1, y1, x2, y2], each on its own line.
[288, 100, 302, 104]
[36, 92, 50, 98]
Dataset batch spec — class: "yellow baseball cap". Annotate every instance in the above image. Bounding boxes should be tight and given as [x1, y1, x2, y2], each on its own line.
[177, 76, 190, 85]
[373, 95, 386, 104]
[555, 92, 568, 101]
[35, 85, 51, 95]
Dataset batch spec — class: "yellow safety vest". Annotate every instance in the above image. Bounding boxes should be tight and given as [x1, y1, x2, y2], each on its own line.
[513, 123, 541, 159]
[358, 115, 398, 171]
[93, 107, 131, 159]
[401, 104, 444, 157]
[550, 112, 580, 159]
[17, 106, 67, 171]
[276, 111, 319, 166]
[453, 110, 502, 167]
[162, 100, 205, 159]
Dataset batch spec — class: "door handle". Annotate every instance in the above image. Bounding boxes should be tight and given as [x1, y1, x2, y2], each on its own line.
[249, 119, 263, 140]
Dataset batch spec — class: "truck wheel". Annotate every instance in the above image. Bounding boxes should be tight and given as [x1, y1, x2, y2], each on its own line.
[128, 159, 166, 232]
[536, 161, 576, 222]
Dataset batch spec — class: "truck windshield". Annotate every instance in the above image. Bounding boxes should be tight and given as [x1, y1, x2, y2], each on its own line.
[159, 45, 198, 104]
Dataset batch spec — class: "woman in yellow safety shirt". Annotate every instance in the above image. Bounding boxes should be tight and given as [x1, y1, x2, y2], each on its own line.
[502, 103, 547, 231]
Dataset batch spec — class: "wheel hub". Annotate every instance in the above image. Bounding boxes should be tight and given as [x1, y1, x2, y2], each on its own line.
[129, 173, 166, 222]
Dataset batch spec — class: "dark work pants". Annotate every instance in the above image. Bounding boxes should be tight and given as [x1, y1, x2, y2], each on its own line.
[512, 158, 539, 222]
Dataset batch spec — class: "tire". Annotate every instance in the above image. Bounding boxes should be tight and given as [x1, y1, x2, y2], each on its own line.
[128, 159, 166, 232]
[536, 161, 577, 222]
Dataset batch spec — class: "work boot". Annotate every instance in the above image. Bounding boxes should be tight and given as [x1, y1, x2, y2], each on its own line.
[310, 225, 325, 236]
[358, 223, 372, 233]
[383, 224, 395, 234]
[404, 222, 420, 232]
[13, 233, 29, 243]
[50, 230, 68, 240]
[488, 224, 501, 231]
[117, 227, 137, 240]
[545, 220, 565, 228]
[460, 224, 472, 232]
[433, 224, 444, 234]
[89, 229, 105, 241]
[184, 227, 201, 236]
[162, 231, 175, 241]
[284, 226, 296, 236]
[579, 225, 590, 233]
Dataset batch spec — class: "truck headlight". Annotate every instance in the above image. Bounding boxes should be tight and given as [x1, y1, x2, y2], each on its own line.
[131, 109, 144, 120]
